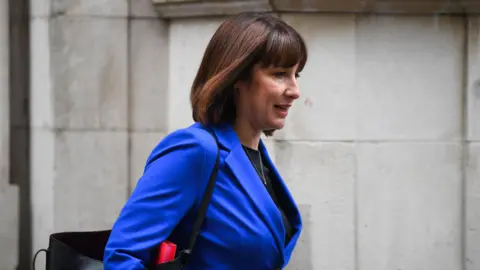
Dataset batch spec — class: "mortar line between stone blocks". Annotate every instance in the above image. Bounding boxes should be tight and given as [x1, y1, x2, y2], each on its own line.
[49, 13, 130, 20]
[126, 4, 133, 197]
[353, 140, 359, 270]
[460, 14, 469, 270]
[27, 127, 168, 133]
[353, 12, 359, 270]
[128, 15, 162, 20]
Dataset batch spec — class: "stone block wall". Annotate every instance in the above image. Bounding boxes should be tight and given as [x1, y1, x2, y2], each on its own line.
[6, 0, 476, 269]
[28, 2, 168, 266]
[162, 12, 479, 270]
[30, 2, 131, 268]
[129, 1, 169, 188]
[277, 15, 466, 270]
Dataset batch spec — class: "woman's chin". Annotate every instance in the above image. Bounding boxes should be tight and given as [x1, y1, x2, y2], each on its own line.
[267, 119, 286, 130]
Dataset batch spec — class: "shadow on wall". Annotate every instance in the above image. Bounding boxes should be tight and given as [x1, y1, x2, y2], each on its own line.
[286, 204, 313, 270]
[9, 0, 31, 268]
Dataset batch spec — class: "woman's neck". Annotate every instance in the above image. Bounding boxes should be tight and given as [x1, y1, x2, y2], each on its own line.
[233, 119, 261, 150]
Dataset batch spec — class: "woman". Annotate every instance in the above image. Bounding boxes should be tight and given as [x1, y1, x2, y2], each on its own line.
[104, 12, 308, 269]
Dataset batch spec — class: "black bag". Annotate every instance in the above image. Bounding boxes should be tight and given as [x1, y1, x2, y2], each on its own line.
[33, 130, 221, 270]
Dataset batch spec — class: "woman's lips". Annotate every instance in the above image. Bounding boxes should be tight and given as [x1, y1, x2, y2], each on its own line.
[274, 104, 291, 117]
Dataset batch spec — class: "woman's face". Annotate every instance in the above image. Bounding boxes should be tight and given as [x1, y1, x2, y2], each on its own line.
[236, 63, 301, 132]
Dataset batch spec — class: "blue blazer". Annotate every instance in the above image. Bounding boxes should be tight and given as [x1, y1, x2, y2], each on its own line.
[104, 123, 302, 269]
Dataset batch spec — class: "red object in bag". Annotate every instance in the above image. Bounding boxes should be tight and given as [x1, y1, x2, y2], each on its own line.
[156, 241, 177, 264]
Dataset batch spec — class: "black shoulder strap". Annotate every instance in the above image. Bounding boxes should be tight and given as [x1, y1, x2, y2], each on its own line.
[182, 129, 220, 263]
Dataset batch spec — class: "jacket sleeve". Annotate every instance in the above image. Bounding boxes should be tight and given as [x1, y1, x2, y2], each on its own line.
[103, 128, 217, 269]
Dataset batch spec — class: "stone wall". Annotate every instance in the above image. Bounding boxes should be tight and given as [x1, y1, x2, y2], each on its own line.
[30, 1, 131, 268]
[2, 0, 477, 269]
[163, 13, 479, 270]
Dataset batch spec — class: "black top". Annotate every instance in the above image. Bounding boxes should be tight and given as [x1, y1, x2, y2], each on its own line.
[242, 145, 294, 244]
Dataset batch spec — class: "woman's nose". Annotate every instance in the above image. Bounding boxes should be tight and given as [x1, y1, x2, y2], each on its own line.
[287, 81, 300, 100]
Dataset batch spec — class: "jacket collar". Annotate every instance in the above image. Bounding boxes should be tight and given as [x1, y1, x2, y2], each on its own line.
[209, 122, 239, 151]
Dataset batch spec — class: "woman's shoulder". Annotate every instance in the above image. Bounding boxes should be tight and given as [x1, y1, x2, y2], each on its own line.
[145, 123, 218, 168]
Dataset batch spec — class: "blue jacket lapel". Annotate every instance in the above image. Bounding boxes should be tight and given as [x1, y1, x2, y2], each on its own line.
[225, 144, 286, 252]
[208, 123, 303, 266]
[209, 124, 285, 256]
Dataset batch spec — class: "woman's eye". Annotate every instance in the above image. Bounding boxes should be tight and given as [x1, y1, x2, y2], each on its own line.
[295, 73, 300, 78]
[274, 72, 286, 77]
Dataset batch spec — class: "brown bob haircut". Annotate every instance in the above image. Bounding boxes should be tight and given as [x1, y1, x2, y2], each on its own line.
[190, 12, 308, 135]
